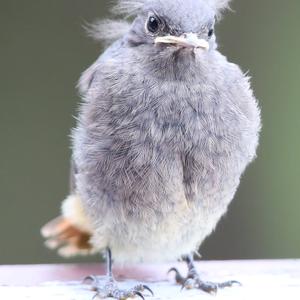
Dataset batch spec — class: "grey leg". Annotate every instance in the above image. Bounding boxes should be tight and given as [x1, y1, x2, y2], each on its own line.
[84, 248, 154, 299]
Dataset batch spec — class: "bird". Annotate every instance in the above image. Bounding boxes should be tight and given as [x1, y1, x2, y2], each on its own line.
[41, 0, 261, 298]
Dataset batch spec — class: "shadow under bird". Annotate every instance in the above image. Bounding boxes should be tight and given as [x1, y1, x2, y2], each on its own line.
[41, 0, 261, 298]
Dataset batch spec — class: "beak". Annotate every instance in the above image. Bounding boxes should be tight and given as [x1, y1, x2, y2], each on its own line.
[155, 33, 209, 50]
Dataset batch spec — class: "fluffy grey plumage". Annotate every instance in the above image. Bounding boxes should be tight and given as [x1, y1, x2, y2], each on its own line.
[70, 0, 261, 264]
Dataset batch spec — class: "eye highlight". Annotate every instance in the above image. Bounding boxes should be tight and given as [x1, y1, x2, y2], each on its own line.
[146, 15, 162, 34]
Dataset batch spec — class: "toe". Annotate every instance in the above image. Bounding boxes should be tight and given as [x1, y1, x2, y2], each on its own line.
[198, 281, 218, 294]
[133, 291, 145, 300]
[83, 275, 98, 284]
[134, 284, 154, 296]
[168, 267, 186, 284]
[111, 288, 148, 300]
[182, 278, 218, 294]
[82, 275, 153, 300]
[218, 280, 242, 288]
[181, 278, 196, 290]
[83, 275, 101, 291]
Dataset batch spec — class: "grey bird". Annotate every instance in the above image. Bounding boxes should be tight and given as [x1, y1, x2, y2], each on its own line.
[41, 0, 261, 298]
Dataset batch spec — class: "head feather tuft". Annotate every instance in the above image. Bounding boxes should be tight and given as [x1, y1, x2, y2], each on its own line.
[84, 19, 131, 45]
[86, 0, 145, 45]
[111, 0, 145, 17]
[208, 0, 232, 19]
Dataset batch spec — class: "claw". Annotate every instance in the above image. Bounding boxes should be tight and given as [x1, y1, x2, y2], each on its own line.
[134, 291, 145, 300]
[218, 280, 242, 288]
[92, 293, 99, 300]
[141, 285, 154, 296]
[167, 267, 179, 275]
[83, 275, 101, 292]
[168, 268, 179, 279]
[134, 284, 154, 296]
[233, 280, 242, 286]
[168, 267, 185, 284]
[83, 275, 98, 284]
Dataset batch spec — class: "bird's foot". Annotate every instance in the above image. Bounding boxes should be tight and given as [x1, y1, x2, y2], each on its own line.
[84, 275, 154, 300]
[168, 268, 240, 295]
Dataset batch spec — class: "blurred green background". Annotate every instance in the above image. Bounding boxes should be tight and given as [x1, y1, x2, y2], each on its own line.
[0, 0, 299, 265]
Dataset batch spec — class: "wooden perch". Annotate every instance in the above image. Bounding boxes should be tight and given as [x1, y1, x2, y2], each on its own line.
[0, 260, 299, 299]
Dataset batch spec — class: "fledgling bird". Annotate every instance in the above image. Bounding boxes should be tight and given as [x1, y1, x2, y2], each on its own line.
[41, 0, 261, 298]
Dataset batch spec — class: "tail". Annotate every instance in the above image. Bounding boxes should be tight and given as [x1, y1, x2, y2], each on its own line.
[41, 194, 97, 257]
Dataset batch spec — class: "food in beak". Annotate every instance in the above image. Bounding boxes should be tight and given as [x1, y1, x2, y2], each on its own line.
[155, 33, 209, 50]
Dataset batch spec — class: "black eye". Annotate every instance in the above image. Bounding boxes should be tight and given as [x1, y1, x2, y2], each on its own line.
[208, 28, 214, 38]
[147, 16, 160, 34]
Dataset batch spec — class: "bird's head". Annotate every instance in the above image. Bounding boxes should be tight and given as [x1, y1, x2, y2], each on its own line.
[107, 0, 231, 53]
[89, 0, 230, 52]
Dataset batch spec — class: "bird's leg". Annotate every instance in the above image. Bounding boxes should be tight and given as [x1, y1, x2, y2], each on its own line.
[168, 254, 240, 294]
[84, 248, 153, 300]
